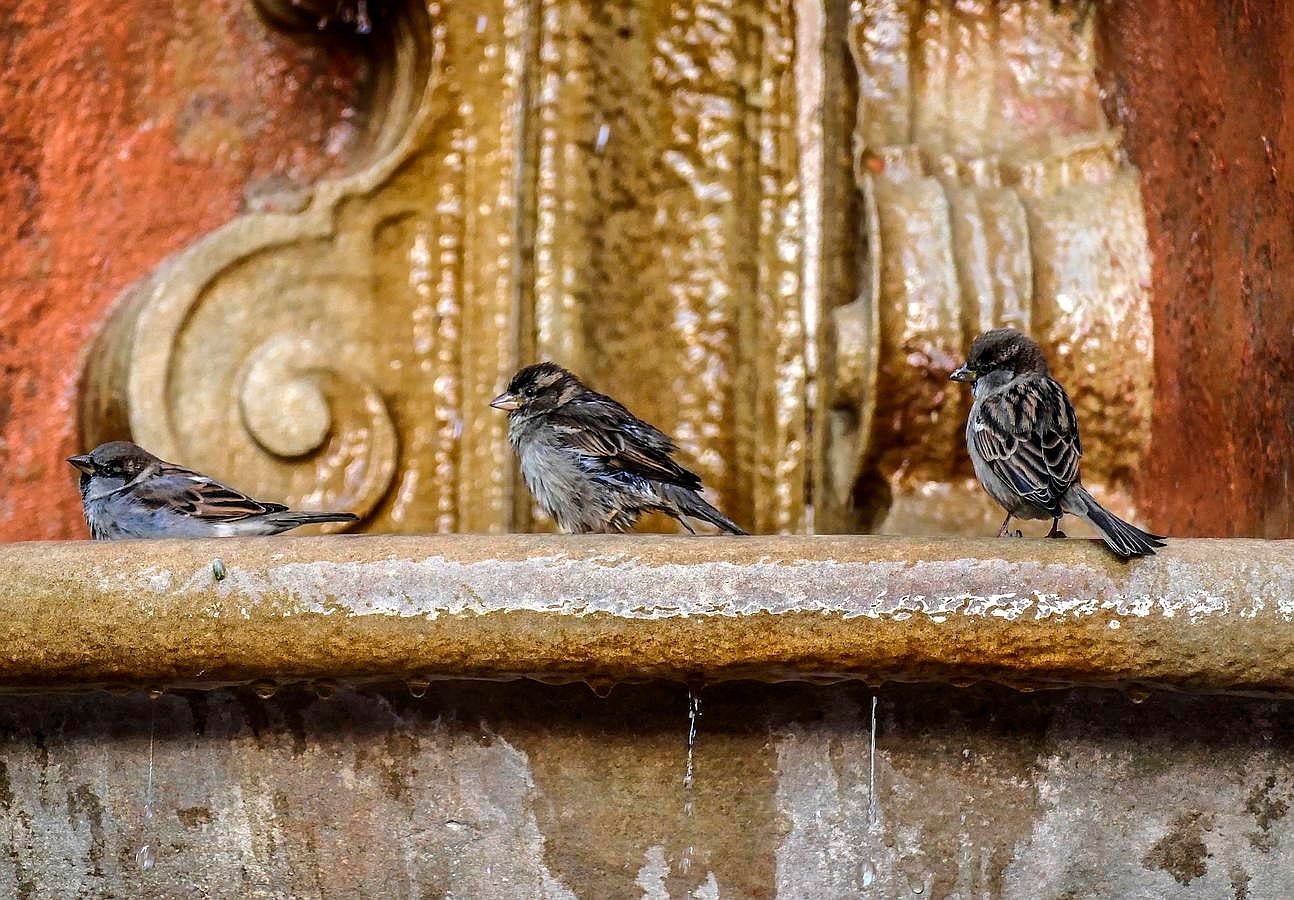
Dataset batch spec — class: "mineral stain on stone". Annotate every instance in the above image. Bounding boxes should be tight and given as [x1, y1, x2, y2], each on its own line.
[1142, 810, 1211, 885]
[1243, 774, 1289, 851]
[176, 806, 213, 829]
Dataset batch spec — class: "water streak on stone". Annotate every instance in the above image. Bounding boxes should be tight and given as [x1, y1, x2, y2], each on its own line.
[683, 688, 701, 815]
[868, 694, 878, 824]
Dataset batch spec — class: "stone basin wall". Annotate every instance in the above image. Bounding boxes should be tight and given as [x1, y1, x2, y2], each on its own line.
[2, 680, 1291, 898]
[0, 535, 1286, 896]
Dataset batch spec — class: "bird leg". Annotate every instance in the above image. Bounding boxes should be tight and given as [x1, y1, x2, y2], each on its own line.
[1046, 518, 1067, 539]
[996, 514, 1013, 538]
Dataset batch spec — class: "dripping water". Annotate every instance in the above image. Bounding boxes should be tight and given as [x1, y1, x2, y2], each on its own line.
[680, 687, 702, 874]
[868, 694, 878, 825]
[135, 697, 157, 871]
[683, 688, 701, 810]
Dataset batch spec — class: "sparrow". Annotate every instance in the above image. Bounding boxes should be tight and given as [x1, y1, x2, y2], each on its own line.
[490, 363, 747, 535]
[68, 441, 358, 540]
[950, 329, 1165, 559]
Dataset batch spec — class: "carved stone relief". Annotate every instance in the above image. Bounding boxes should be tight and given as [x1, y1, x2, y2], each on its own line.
[80, 0, 1152, 536]
[818, 0, 1153, 535]
[82, 2, 527, 533]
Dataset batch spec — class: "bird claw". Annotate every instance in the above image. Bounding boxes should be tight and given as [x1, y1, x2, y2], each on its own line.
[1011, 529, 1023, 538]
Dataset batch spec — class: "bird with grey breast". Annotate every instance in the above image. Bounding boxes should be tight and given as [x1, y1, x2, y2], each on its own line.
[491, 362, 747, 535]
[68, 441, 357, 540]
[950, 328, 1165, 559]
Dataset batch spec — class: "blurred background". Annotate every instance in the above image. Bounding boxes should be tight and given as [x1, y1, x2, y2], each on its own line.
[1, 0, 1290, 541]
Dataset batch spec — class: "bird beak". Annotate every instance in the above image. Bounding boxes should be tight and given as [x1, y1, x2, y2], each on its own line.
[67, 454, 95, 474]
[949, 365, 976, 383]
[489, 391, 520, 411]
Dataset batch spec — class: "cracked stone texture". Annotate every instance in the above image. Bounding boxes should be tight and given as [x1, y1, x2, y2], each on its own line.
[0, 681, 1290, 898]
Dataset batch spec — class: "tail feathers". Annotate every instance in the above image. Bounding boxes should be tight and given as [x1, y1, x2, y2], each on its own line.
[665, 487, 748, 535]
[1070, 486, 1165, 560]
[266, 511, 358, 531]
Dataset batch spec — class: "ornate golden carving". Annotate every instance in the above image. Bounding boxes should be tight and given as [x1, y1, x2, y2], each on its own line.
[82, 0, 812, 535]
[820, 0, 1153, 535]
[82, 2, 527, 533]
[81, 0, 1151, 537]
[522, 0, 808, 534]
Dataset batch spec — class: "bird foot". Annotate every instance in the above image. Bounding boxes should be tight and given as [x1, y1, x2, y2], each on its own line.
[1047, 529, 1067, 539]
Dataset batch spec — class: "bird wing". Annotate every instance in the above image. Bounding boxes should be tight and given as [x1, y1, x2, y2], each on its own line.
[126, 463, 287, 521]
[972, 375, 1082, 515]
[546, 396, 704, 491]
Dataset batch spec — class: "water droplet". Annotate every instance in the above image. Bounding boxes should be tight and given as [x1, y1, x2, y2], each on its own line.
[312, 679, 336, 700]
[146, 686, 163, 701]
[211, 558, 226, 581]
[354, 0, 371, 34]
[1127, 686, 1151, 704]
[683, 688, 701, 816]
[252, 680, 277, 700]
[407, 679, 430, 699]
[910, 878, 925, 895]
[475, 13, 488, 32]
[594, 122, 611, 154]
[862, 861, 876, 887]
[586, 677, 615, 699]
[135, 843, 154, 870]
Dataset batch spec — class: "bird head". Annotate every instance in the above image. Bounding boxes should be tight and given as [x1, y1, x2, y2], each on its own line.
[67, 441, 158, 488]
[950, 328, 1050, 384]
[490, 362, 581, 415]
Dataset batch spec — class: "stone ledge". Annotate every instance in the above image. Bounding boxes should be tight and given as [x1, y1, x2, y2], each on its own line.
[0, 535, 1290, 695]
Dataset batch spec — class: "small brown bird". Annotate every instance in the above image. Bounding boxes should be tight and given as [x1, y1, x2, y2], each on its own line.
[490, 363, 747, 535]
[950, 329, 1165, 559]
[68, 441, 357, 540]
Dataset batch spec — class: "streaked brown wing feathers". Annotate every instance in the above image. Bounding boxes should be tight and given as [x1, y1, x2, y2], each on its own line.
[972, 376, 1081, 514]
[548, 403, 703, 490]
[129, 464, 281, 521]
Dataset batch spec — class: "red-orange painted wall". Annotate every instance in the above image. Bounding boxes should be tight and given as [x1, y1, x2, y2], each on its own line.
[0, 0, 363, 540]
[1099, 1, 1294, 538]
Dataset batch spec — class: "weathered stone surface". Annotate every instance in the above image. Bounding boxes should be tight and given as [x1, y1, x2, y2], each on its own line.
[0, 536, 1290, 695]
[0, 680, 1290, 898]
[1097, 1, 1294, 539]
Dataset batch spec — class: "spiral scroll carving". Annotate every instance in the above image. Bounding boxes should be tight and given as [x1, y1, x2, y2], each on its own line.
[79, 0, 523, 533]
[236, 336, 398, 522]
